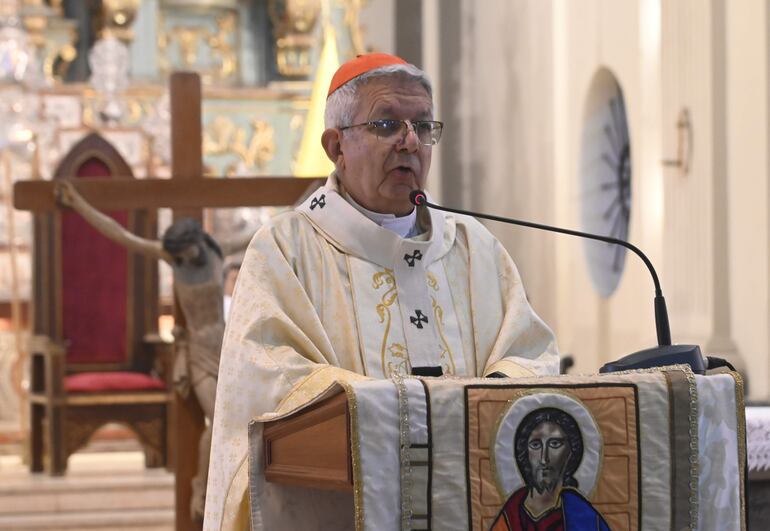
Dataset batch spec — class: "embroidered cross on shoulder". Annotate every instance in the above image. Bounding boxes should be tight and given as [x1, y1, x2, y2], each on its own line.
[410, 309, 428, 329]
[310, 194, 326, 210]
[403, 250, 423, 267]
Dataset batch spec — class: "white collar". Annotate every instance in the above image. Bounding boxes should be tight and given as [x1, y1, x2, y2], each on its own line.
[344, 192, 419, 239]
[295, 174, 455, 268]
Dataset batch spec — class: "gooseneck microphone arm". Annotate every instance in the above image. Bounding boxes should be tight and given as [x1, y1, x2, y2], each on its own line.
[409, 190, 673, 347]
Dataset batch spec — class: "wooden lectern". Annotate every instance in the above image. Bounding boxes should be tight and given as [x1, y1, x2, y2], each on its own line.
[263, 393, 353, 492]
[258, 372, 747, 531]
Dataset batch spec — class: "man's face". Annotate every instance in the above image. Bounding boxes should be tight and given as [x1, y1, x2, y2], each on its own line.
[329, 77, 433, 216]
[527, 421, 570, 494]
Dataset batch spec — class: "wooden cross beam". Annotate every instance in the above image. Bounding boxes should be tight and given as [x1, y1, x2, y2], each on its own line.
[13, 176, 323, 212]
[13, 72, 325, 530]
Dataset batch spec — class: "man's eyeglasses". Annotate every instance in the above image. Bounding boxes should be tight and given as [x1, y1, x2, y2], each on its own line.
[339, 119, 444, 146]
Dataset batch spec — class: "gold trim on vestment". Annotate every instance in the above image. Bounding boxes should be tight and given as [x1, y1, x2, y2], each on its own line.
[338, 381, 365, 531]
[426, 270, 457, 375]
[221, 456, 250, 531]
[273, 365, 369, 419]
[682, 367, 699, 531]
[373, 268, 409, 377]
[731, 370, 748, 531]
[392, 372, 414, 530]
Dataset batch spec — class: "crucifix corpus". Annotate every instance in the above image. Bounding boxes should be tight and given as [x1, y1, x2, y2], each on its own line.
[14, 72, 324, 530]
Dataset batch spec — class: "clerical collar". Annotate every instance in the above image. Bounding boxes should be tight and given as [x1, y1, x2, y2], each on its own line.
[343, 192, 419, 238]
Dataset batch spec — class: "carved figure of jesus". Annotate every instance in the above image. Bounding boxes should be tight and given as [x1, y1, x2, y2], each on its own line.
[54, 180, 247, 521]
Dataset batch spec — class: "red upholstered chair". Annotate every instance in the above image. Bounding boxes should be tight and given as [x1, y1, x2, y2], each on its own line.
[28, 132, 172, 475]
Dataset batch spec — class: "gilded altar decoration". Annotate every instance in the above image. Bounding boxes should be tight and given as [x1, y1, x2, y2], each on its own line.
[268, 0, 322, 77]
[339, 0, 369, 56]
[141, 92, 171, 168]
[101, 0, 140, 44]
[158, 5, 239, 85]
[203, 116, 276, 174]
[88, 35, 130, 125]
[20, 0, 48, 49]
[0, 23, 35, 84]
[14, 0, 75, 84]
[42, 35, 76, 83]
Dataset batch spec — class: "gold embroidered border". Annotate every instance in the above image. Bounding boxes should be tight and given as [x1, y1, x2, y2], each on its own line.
[392, 372, 414, 530]
[431, 296, 456, 374]
[606, 364, 699, 528]
[338, 381, 365, 531]
[731, 370, 748, 531]
[426, 270, 457, 375]
[221, 456, 250, 531]
[373, 268, 409, 377]
[680, 367, 699, 531]
[269, 366, 369, 420]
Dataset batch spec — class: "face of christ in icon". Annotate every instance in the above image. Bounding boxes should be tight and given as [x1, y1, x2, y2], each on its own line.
[527, 421, 571, 495]
[491, 403, 611, 531]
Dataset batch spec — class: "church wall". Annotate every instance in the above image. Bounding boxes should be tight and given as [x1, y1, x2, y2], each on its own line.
[433, 0, 559, 339]
[661, 0, 719, 362]
[444, 0, 770, 397]
[359, 0, 395, 55]
[550, 0, 663, 374]
[726, 0, 770, 399]
[421, 0, 443, 201]
[130, 0, 160, 81]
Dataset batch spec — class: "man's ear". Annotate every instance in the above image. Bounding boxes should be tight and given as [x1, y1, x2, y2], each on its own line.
[321, 128, 344, 168]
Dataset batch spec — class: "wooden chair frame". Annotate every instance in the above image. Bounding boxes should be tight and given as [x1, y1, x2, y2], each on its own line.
[28, 132, 173, 475]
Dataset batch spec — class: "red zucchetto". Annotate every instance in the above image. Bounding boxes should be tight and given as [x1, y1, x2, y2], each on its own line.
[327, 53, 408, 98]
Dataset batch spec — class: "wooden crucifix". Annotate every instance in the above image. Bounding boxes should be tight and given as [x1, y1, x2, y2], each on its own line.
[14, 72, 324, 530]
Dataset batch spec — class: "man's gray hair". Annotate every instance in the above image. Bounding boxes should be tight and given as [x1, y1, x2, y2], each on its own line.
[324, 63, 433, 129]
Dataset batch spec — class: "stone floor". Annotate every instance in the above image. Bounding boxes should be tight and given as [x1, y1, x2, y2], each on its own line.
[0, 451, 173, 530]
[0, 442, 765, 530]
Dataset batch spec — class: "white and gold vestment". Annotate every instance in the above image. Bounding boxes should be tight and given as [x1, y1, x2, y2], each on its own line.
[204, 174, 558, 530]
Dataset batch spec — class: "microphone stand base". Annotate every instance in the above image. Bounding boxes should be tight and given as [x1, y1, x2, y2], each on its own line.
[599, 344, 706, 375]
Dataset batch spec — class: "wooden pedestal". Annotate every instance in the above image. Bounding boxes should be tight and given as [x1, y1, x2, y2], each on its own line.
[263, 393, 352, 491]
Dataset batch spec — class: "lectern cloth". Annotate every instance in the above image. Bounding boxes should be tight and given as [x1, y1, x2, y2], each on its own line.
[204, 173, 559, 530]
[337, 368, 745, 531]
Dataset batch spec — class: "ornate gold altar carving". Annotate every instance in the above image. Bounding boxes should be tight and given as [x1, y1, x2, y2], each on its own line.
[268, 0, 322, 77]
[42, 37, 76, 82]
[158, 9, 239, 84]
[339, 0, 369, 56]
[20, 0, 48, 49]
[203, 116, 276, 174]
[20, 0, 77, 83]
[101, 0, 141, 44]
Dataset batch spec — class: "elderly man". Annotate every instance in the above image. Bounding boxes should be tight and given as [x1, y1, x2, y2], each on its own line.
[204, 53, 559, 530]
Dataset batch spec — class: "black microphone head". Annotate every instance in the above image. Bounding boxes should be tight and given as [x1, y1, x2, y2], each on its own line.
[409, 189, 427, 206]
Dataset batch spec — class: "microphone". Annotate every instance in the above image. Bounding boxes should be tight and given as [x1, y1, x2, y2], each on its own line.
[409, 189, 706, 374]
